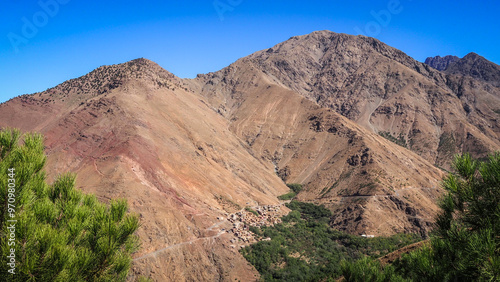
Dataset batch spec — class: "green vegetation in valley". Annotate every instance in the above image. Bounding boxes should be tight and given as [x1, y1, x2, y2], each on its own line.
[0, 129, 140, 281]
[277, 192, 296, 200]
[340, 153, 500, 281]
[286, 183, 303, 193]
[240, 200, 421, 281]
[340, 257, 404, 282]
[277, 183, 303, 201]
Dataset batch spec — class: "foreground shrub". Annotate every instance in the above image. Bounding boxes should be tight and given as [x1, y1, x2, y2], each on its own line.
[0, 128, 140, 281]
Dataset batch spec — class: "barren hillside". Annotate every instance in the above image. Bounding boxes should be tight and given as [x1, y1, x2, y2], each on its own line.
[0, 58, 289, 281]
[196, 30, 500, 168]
[188, 54, 444, 237]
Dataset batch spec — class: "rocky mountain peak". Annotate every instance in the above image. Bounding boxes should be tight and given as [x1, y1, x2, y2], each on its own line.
[424, 55, 460, 71]
[463, 52, 480, 59]
[445, 52, 500, 86]
[30, 58, 182, 105]
[245, 30, 440, 91]
[194, 30, 500, 173]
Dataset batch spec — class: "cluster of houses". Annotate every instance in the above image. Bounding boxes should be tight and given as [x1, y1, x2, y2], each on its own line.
[225, 205, 285, 247]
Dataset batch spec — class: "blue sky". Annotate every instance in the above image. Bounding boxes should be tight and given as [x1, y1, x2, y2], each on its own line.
[0, 0, 498, 103]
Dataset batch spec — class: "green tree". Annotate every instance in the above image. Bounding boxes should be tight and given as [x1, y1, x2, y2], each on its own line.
[396, 153, 499, 281]
[286, 183, 303, 194]
[341, 153, 500, 281]
[340, 257, 408, 282]
[241, 198, 420, 281]
[0, 128, 140, 281]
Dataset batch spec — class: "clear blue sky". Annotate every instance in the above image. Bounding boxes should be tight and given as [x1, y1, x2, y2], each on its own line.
[1, 0, 499, 103]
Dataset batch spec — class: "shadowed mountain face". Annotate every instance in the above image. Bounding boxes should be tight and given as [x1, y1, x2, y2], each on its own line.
[0, 31, 499, 281]
[424, 55, 460, 71]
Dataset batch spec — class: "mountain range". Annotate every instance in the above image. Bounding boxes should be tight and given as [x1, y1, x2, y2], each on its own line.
[1, 30, 499, 281]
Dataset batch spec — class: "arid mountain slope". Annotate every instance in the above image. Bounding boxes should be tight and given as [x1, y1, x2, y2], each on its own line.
[188, 56, 444, 236]
[0, 59, 289, 281]
[202, 30, 500, 168]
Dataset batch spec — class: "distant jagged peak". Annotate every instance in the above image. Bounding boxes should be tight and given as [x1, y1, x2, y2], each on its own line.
[424, 55, 460, 71]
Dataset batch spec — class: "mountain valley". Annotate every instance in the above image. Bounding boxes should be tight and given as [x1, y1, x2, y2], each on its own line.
[1, 30, 499, 281]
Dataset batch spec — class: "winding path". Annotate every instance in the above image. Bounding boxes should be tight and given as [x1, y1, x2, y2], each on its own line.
[133, 204, 287, 262]
[338, 186, 439, 202]
[133, 229, 227, 261]
[133, 208, 248, 261]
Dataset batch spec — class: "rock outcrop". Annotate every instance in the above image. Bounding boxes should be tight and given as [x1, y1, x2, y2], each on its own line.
[445, 52, 500, 87]
[424, 55, 460, 71]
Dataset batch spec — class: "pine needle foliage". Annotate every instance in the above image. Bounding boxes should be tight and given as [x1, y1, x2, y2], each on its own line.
[340, 257, 408, 282]
[393, 153, 500, 281]
[0, 128, 140, 281]
[341, 153, 500, 281]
